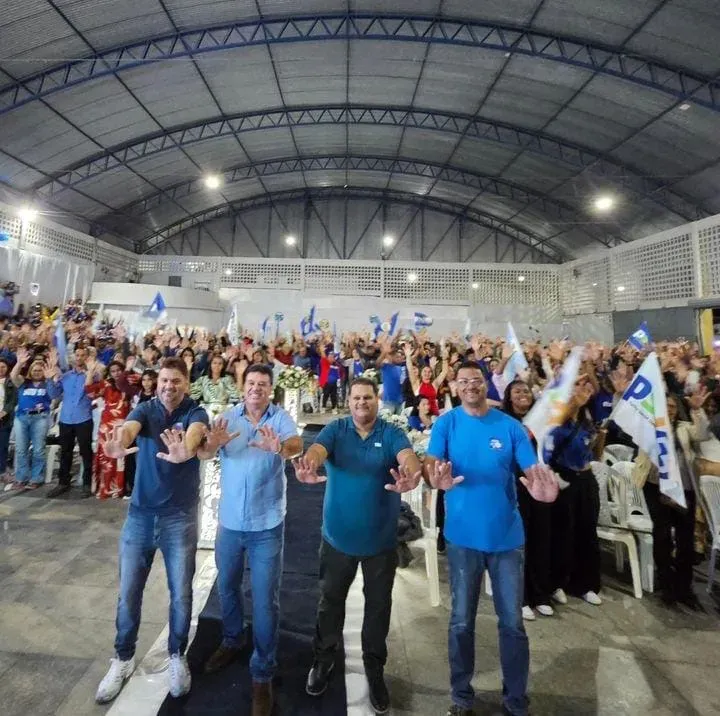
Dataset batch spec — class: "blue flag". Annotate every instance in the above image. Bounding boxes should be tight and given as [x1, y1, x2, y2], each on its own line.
[628, 321, 652, 350]
[54, 317, 68, 371]
[144, 292, 167, 321]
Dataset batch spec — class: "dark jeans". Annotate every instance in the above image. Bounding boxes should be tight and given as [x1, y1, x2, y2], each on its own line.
[447, 542, 528, 715]
[517, 481, 553, 607]
[58, 420, 94, 487]
[313, 539, 398, 673]
[124, 452, 136, 495]
[644, 483, 696, 597]
[115, 507, 198, 659]
[551, 470, 601, 596]
[0, 423, 11, 473]
[322, 384, 338, 410]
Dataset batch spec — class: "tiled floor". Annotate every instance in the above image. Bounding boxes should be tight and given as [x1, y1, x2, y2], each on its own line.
[1, 485, 718, 715]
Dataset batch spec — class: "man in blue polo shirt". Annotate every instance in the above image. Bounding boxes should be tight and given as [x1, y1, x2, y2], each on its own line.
[293, 376, 422, 715]
[425, 362, 559, 716]
[47, 344, 94, 497]
[94, 357, 209, 705]
[197, 363, 303, 716]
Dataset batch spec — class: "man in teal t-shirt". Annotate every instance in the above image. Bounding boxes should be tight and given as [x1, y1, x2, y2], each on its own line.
[293, 377, 422, 715]
[425, 362, 559, 716]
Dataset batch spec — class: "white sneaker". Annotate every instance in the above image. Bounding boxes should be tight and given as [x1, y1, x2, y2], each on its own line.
[95, 656, 135, 703]
[582, 591, 602, 606]
[536, 604, 554, 617]
[552, 588, 568, 605]
[522, 605, 536, 621]
[168, 654, 191, 698]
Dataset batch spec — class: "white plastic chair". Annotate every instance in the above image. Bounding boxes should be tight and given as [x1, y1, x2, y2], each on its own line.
[402, 482, 441, 606]
[699, 475, 720, 594]
[603, 444, 634, 465]
[590, 461, 643, 598]
[699, 439, 720, 463]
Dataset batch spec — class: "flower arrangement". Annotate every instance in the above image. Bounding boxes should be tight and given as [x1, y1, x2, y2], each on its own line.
[361, 368, 379, 383]
[276, 365, 312, 390]
[379, 408, 409, 431]
[407, 429, 430, 458]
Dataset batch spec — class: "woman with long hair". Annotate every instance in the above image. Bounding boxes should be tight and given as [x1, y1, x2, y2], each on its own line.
[85, 359, 138, 499]
[544, 378, 605, 607]
[8, 347, 53, 490]
[190, 353, 239, 413]
[405, 343, 447, 415]
[502, 379, 555, 620]
[123, 369, 157, 499]
[408, 395, 434, 432]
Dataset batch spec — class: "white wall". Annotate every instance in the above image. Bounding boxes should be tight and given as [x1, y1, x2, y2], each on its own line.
[89, 282, 225, 331]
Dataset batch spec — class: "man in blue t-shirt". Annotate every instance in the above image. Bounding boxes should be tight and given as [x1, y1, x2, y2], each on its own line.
[94, 357, 209, 705]
[293, 377, 422, 714]
[378, 342, 407, 414]
[425, 362, 559, 716]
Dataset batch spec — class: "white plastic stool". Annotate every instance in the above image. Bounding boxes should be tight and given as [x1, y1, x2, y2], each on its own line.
[637, 532, 654, 593]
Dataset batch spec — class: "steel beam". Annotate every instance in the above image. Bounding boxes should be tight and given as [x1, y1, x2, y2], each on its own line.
[137, 186, 565, 263]
[2, 14, 719, 116]
[34, 105, 704, 221]
[116, 153, 620, 248]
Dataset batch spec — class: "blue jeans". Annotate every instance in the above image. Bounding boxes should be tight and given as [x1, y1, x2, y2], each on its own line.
[0, 423, 11, 473]
[215, 522, 284, 682]
[13, 413, 50, 484]
[114, 507, 198, 660]
[447, 542, 529, 716]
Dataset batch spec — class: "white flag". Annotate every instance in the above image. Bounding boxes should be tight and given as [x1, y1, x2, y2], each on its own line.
[524, 347, 584, 463]
[610, 352, 685, 508]
[503, 322, 529, 383]
[227, 304, 240, 346]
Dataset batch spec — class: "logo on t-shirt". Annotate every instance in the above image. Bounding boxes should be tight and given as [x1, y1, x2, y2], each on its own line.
[489, 438, 503, 450]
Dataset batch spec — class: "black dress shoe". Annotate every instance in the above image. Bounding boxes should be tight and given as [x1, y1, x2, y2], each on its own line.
[80, 486, 92, 499]
[204, 644, 244, 674]
[305, 660, 334, 696]
[47, 484, 70, 498]
[677, 591, 703, 611]
[366, 670, 390, 714]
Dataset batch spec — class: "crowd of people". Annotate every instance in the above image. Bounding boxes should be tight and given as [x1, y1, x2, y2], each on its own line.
[1, 298, 719, 716]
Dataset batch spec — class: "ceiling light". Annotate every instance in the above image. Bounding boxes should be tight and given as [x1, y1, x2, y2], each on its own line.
[407, 272, 418, 283]
[204, 174, 221, 189]
[592, 282, 598, 287]
[224, 268, 232, 276]
[18, 206, 38, 222]
[517, 275, 526, 282]
[471, 282, 479, 289]
[382, 235, 394, 247]
[593, 195, 615, 212]
[285, 235, 297, 246]
[617, 285, 626, 292]
[679, 103, 691, 111]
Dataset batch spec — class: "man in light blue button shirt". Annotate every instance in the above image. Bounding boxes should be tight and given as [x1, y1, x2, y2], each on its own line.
[197, 363, 302, 716]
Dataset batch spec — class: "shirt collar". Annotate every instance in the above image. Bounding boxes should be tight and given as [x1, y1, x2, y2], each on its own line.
[238, 401, 276, 421]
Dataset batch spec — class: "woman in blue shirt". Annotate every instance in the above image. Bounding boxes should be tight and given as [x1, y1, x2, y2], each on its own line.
[9, 348, 53, 489]
[543, 378, 605, 607]
[407, 396, 433, 432]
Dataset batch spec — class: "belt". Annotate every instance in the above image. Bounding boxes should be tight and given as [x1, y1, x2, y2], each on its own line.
[23, 409, 48, 416]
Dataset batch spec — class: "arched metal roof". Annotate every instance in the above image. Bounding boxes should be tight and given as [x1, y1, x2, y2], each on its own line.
[1, 1, 719, 261]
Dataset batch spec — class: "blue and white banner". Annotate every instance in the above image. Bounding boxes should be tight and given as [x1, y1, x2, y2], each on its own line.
[144, 291, 167, 322]
[610, 352, 685, 508]
[502, 322, 529, 383]
[524, 347, 584, 463]
[54, 316, 69, 371]
[227, 304, 239, 346]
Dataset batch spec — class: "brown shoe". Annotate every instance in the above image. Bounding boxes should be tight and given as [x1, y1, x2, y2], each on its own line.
[204, 644, 244, 674]
[251, 680, 273, 716]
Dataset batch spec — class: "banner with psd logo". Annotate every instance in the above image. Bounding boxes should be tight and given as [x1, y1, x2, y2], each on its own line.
[610, 352, 686, 508]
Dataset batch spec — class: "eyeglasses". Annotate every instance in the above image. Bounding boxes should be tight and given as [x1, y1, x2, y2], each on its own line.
[456, 378, 485, 387]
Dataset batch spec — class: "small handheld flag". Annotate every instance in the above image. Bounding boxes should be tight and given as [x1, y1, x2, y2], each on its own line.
[503, 322, 529, 382]
[227, 304, 239, 346]
[54, 317, 69, 371]
[628, 321, 652, 351]
[144, 292, 167, 322]
[413, 312, 433, 331]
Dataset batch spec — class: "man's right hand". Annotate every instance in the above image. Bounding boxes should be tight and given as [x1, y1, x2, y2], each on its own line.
[429, 460, 464, 491]
[105, 425, 139, 459]
[292, 455, 327, 484]
[205, 418, 241, 453]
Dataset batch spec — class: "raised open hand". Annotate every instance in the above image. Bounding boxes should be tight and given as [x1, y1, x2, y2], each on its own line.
[385, 463, 422, 494]
[15, 347, 30, 366]
[428, 460, 464, 491]
[104, 425, 139, 459]
[688, 384, 711, 411]
[292, 455, 326, 484]
[249, 425, 281, 454]
[157, 428, 195, 463]
[520, 464, 559, 503]
[205, 417, 241, 452]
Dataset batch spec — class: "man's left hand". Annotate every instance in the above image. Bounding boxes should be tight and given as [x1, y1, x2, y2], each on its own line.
[385, 463, 422, 494]
[157, 429, 195, 464]
[520, 464, 559, 503]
